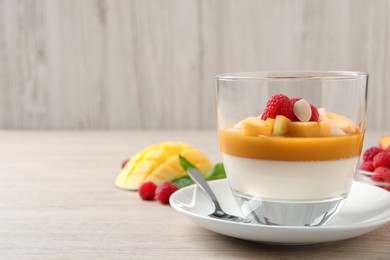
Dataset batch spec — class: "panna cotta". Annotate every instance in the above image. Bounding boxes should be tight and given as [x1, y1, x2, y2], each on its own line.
[218, 94, 364, 203]
[219, 132, 362, 201]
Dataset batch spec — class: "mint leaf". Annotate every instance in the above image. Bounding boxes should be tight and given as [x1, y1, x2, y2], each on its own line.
[205, 163, 226, 181]
[172, 176, 194, 188]
[179, 155, 197, 170]
[179, 154, 226, 184]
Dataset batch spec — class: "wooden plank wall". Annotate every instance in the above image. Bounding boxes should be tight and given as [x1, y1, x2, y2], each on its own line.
[0, 0, 388, 130]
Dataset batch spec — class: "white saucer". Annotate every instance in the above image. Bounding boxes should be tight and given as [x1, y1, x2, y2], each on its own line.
[170, 179, 390, 245]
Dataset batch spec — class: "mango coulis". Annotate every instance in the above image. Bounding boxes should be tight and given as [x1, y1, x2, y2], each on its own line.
[219, 130, 364, 161]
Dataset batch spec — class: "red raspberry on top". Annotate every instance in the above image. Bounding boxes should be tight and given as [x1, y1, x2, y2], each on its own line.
[290, 97, 302, 105]
[309, 105, 319, 122]
[155, 182, 179, 205]
[261, 94, 293, 120]
[372, 167, 390, 183]
[373, 152, 390, 169]
[359, 160, 375, 172]
[290, 98, 301, 121]
[363, 146, 383, 161]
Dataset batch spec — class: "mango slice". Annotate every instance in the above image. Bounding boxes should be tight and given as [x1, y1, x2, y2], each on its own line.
[325, 111, 358, 134]
[288, 120, 332, 137]
[380, 136, 390, 149]
[273, 115, 291, 136]
[115, 142, 213, 191]
[241, 117, 273, 136]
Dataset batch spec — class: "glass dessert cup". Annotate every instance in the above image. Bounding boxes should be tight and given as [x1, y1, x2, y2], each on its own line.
[215, 71, 368, 226]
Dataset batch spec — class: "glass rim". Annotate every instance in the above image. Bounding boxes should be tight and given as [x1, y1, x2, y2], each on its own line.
[215, 71, 368, 81]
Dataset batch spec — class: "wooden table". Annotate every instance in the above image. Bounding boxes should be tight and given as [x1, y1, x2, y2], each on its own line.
[1, 131, 389, 259]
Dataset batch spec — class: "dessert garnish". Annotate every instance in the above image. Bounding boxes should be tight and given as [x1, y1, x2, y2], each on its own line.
[233, 94, 358, 137]
[359, 138, 390, 190]
[261, 94, 293, 120]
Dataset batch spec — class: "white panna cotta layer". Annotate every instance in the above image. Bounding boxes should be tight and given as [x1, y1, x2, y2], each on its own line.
[223, 153, 359, 201]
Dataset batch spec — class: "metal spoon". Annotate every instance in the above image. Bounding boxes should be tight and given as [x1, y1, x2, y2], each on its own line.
[187, 167, 250, 223]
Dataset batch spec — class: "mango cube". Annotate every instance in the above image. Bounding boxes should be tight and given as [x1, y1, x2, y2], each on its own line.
[380, 136, 390, 149]
[288, 119, 332, 137]
[241, 117, 272, 136]
[325, 111, 357, 134]
[273, 115, 291, 136]
[265, 118, 275, 132]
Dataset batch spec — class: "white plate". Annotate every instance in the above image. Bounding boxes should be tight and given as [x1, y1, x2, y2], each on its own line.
[170, 179, 390, 245]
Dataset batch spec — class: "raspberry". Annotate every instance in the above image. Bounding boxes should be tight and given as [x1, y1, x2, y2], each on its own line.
[363, 147, 383, 161]
[373, 152, 390, 169]
[261, 94, 293, 120]
[121, 158, 130, 169]
[290, 98, 301, 104]
[378, 185, 390, 191]
[309, 105, 319, 122]
[139, 181, 157, 201]
[155, 182, 179, 204]
[290, 98, 301, 121]
[359, 160, 375, 172]
[372, 167, 390, 183]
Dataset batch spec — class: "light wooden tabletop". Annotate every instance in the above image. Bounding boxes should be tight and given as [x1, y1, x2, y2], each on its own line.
[1, 130, 389, 259]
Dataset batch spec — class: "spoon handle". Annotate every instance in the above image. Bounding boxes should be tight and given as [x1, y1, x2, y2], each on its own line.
[187, 168, 222, 209]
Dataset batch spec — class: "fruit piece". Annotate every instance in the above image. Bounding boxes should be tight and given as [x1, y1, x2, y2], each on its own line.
[144, 148, 212, 185]
[145, 164, 179, 185]
[372, 152, 390, 169]
[155, 182, 179, 204]
[380, 136, 390, 149]
[265, 118, 275, 131]
[139, 181, 157, 200]
[380, 185, 390, 191]
[123, 160, 159, 190]
[287, 119, 332, 137]
[241, 117, 272, 136]
[317, 108, 326, 117]
[290, 98, 301, 121]
[115, 142, 213, 190]
[293, 99, 312, 122]
[325, 111, 357, 134]
[372, 167, 390, 183]
[117, 147, 150, 189]
[309, 105, 319, 122]
[329, 123, 347, 136]
[363, 146, 383, 161]
[359, 160, 375, 172]
[290, 98, 301, 104]
[273, 115, 291, 136]
[261, 94, 293, 120]
[121, 158, 130, 169]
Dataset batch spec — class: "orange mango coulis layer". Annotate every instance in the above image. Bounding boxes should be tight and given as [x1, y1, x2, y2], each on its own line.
[219, 130, 364, 161]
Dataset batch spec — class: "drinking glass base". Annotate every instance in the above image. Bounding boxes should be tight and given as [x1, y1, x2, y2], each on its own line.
[233, 191, 347, 226]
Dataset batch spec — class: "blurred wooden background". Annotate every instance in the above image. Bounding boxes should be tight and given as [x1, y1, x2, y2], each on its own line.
[0, 0, 388, 130]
